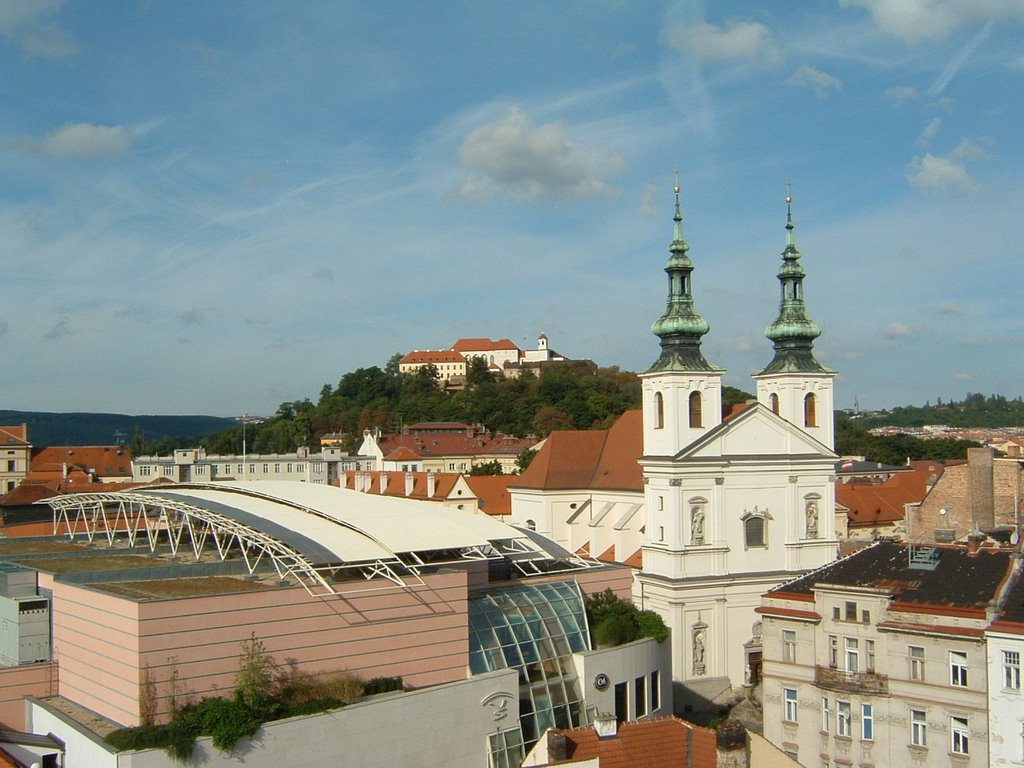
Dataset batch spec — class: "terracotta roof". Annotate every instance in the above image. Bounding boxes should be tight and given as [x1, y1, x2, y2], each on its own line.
[0, 425, 29, 446]
[540, 717, 717, 768]
[770, 541, 1014, 613]
[379, 431, 539, 459]
[836, 468, 933, 526]
[622, 548, 643, 569]
[339, 470, 469, 503]
[384, 446, 422, 461]
[31, 445, 133, 478]
[464, 475, 514, 516]
[400, 350, 466, 364]
[512, 410, 641, 492]
[452, 337, 519, 352]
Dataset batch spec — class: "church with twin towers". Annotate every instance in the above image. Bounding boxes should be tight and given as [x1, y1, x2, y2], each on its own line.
[636, 182, 839, 707]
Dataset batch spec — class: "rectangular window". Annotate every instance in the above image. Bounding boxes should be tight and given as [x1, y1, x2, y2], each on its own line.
[837, 701, 851, 737]
[950, 650, 968, 687]
[861, 703, 873, 741]
[275, 463, 281, 473]
[865, 639, 875, 672]
[821, 697, 830, 732]
[832, 606, 840, 621]
[910, 709, 927, 747]
[861, 609, 871, 624]
[845, 638, 859, 673]
[845, 601, 857, 621]
[784, 688, 798, 722]
[635, 676, 647, 717]
[287, 463, 293, 472]
[783, 629, 797, 663]
[910, 646, 925, 680]
[262, 463, 269, 473]
[6, 460, 15, 472]
[1005, 650, 1021, 690]
[651, 670, 660, 711]
[237, 464, 243, 474]
[951, 716, 969, 755]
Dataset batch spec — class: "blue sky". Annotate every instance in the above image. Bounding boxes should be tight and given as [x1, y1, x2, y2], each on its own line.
[1, 1, 1022, 417]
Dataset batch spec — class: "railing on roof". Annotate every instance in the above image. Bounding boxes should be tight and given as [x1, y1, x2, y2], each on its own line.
[814, 665, 889, 696]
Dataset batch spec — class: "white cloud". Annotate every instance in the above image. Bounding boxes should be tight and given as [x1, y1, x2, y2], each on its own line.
[907, 139, 988, 194]
[457, 106, 622, 202]
[932, 301, 965, 316]
[884, 85, 921, 103]
[786, 64, 843, 98]
[0, 0, 76, 57]
[916, 117, 941, 147]
[883, 321, 916, 340]
[662, 19, 781, 67]
[841, 0, 1024, 44]
[27, 123, 133, 158]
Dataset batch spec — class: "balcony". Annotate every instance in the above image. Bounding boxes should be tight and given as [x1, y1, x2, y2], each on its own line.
[814, 665, 889, 696]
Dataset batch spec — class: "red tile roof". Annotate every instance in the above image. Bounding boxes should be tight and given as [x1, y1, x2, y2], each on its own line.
[31, 446, 133, 478]
[0, 425, 29, 446]
[400, 350, 466, 364]
[464, 475, 515, 516]
[384, 446, 422, 461]
[339, 470, 466, 502]
[836, 468, 933, 526]
[379, 431, 539, 459]
[541, 717, 717, 768]
[512, 410, 642, 492]
[452, 337, 520, 352]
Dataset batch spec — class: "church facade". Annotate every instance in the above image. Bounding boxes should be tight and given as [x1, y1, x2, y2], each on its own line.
[511, 186, 840, 712]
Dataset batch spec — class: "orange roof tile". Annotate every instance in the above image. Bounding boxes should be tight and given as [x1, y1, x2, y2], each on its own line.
[400, 350, 466, 364]
[544, 717, 717, 768]
[384, 446, 422, 461]
[591, 410, 642, 491]
[623, 548, 643, 569]
[452, 337, 519, 352]
[464, 475, 514, 516]
[31, 446, 133, 478]
[836, 468, 932, 526]
[340, 470, 468, 503]
[0, 425, 29, 446]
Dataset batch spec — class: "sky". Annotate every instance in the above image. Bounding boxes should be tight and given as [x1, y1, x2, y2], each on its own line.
[1, 0, 1022, 418]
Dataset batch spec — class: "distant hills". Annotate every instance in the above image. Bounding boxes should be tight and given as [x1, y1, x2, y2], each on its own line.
[0, 410, 236, 449]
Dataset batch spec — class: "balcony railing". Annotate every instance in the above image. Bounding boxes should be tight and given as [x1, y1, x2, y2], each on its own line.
[815, 665, 889, 695]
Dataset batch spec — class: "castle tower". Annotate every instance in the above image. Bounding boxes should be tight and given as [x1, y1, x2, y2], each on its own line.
[754, 189, 836, 449]
[640, 183, 723, 458]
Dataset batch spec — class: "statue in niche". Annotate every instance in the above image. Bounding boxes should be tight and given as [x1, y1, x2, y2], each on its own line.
[806, 501, 819, 539]
[691, 505, 705, 545]
[692, 629, 706, 676]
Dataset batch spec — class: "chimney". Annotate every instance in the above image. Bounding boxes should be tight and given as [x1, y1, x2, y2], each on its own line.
[427, 471, 436, 499]
[966, 525, 986, 555]
[967, 447, 995, 531]
[716, 719, 749, 768]
[405, 472, 414, 497]
[592, 712, 617, 739]
[547, 731, 568, 762]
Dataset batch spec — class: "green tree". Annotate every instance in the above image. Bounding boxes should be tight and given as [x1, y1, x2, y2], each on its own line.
[469, 460, 504, 476]
[516, 447, 538, 473]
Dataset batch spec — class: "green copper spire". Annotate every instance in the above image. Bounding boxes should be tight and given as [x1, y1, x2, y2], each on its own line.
[646, 183, 721, 373]
[758, 188, 833, 375]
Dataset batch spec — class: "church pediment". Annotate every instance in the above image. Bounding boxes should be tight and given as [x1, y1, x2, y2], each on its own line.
[674, 402, 836, 461]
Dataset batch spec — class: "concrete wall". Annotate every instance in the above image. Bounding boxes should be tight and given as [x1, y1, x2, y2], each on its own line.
[0, 662, 57, 729]
[28, 669, 521, 768]
[52, 569, 471, 727]
[572, 637, 672, 720]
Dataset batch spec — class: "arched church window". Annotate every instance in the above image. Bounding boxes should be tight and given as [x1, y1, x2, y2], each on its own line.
[741, 506, 770, 549]
[770, 393, 780, 415]
[689, 391, 703, 428]
[804, 393, 817, 427]
[654, 392, 664, 429]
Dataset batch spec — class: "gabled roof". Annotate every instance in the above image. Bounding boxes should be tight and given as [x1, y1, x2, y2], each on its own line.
[512, 410, 642, 492]
[670, 401, 836, 462]
[452, 337, 520, 352]
[383, 446, 422, 462]
[770, 541, 1014, 613]
[32, 446, 133, 477]
[0, 426, 29, 447]
[836, 469, 932, 526]
[400, 350, 466, 364]
[379, 431, 539, 459]
[464, 475, 515, 516]
[340, 470, 463, 501]
[538, 717, 717, 768]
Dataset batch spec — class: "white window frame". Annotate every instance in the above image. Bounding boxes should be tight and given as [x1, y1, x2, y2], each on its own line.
[821, 697, 830, 732]
[784, 687, 798, 722]
[950, 650, 968, 687]
[910, 645, 925, 680]
[951, 716, 969, 755]
[783, 629, 797, 663]
[829, 634, 838, 668]
[836, 700, 851, 738]
[865, 638, 875, 672]
[910, 709, 927, 747]
[845, 637, 859, 673]
[1004, 649, 1021, 691]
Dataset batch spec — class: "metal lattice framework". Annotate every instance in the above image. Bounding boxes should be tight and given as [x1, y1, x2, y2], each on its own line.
[43, 492, 413, 596]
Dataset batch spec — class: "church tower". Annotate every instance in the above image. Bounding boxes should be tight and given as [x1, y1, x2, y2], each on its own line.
[640, 184, 723, 458]
[754, 190, 836, 449]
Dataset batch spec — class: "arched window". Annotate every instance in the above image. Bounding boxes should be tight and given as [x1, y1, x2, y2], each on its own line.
[770, 393, 780, 415]
[525, 519, 536, 531]
[744, 517, 765, 548]
[654, 392, 664, 429]
[689, 391, 703, 428]
[804, 393, 817, 427]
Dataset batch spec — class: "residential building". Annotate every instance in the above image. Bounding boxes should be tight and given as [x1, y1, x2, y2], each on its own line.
[987, 564, 1024, 767]
[398, 349, 468, 387]
[759, 539, 1018, 767]
[0, 426, 31, 495]
[835, 465, 938, 541]
[131, 446, 374, 485]
[358, 422, 542, 475]
[453, 337, 521, 371]
[30, 445, 133, 483]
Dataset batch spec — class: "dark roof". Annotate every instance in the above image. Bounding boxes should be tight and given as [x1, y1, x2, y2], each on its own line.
[772, 541, 1013, 612]
[993, 568, 1024, 628]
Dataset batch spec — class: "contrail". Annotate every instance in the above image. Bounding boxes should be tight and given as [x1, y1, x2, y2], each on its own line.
[929, 21, 994, 97]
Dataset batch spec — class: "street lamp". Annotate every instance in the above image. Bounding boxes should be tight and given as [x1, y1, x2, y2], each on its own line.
[235, 414, 265, 480]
